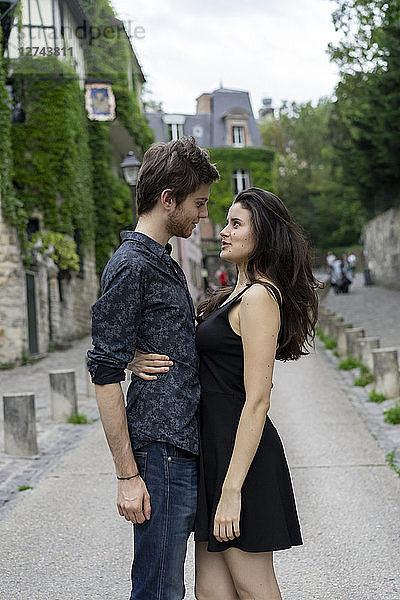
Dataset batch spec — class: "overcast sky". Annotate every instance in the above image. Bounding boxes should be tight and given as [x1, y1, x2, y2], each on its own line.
[111, 0, 341, 116]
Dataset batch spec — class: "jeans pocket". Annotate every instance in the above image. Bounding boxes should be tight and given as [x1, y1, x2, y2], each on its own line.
[134, 451, 147, 480]
[168, 456, 198, 465]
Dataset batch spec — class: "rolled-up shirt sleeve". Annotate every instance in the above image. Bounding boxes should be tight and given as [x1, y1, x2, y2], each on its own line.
[87, 260, 143, 385]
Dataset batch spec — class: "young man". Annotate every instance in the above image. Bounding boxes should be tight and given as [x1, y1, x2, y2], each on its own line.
[87, 137, 219, 600]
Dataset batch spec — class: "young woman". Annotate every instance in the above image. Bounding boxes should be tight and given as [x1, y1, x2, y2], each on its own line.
[132, 188, 319, 599]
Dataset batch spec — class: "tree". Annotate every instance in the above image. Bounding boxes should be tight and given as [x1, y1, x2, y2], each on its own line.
[329, 0, 400, 215]
[259, 99, 366, 249]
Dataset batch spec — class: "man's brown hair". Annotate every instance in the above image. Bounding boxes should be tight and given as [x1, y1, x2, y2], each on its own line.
[136, 137, 219, 215]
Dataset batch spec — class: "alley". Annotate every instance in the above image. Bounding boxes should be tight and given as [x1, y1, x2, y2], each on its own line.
[1, 344, 399, 599]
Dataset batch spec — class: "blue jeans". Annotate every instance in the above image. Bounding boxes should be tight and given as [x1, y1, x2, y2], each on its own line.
[130, 442, 198, 600]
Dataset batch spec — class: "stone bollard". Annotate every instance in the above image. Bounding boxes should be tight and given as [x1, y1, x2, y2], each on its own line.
[321, 313, 335, 338]
[357, 337, 380, 369]
[345, 328, 365, 358]
[3, 393, 38, 456]
[337, 324, 353, 357]
[49, 370, 78, 422]
[328, 316, 344, 340]
[372, 348, 400, 399]
[86, 360, 96, 398]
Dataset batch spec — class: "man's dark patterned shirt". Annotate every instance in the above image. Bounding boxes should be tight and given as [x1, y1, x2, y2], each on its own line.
[87, 231, 200, 454]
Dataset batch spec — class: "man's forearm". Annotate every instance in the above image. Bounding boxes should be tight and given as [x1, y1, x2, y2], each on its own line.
[95, 382, 138, 477]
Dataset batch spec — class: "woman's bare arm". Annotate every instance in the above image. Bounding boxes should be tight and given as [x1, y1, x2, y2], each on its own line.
[213, 284, 280, 542]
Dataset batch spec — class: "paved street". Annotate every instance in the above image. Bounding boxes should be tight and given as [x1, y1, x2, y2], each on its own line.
[0, 337, 100, 510]
[322, 272, 400, 355]
[1, 275, 399, 599]
[271, 354, 399, 600]
[1, 345, 399, 599]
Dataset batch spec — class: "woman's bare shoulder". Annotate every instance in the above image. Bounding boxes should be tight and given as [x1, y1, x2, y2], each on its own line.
[242, 281, 282, 306]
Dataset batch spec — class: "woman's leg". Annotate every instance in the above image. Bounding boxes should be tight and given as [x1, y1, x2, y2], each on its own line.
[195, 542, 239, 600]
[221, 548, 282, 600]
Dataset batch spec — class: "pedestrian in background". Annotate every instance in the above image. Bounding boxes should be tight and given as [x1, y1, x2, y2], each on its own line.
[347, 251, 357, 275]
[326, 250, 336, 274]
[215, 265, 229, 286]
[331, 256, 351, 293]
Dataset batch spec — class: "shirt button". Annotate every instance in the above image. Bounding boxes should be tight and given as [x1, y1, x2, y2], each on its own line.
[167, 456, 172, 461]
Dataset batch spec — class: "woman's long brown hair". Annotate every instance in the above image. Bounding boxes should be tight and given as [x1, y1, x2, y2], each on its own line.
[196, 188, 321, 361]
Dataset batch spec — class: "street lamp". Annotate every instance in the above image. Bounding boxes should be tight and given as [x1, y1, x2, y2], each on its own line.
[121, 151, 141, 226]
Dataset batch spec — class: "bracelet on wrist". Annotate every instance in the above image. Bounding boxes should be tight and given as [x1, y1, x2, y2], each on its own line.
[116, 473, 140, 480]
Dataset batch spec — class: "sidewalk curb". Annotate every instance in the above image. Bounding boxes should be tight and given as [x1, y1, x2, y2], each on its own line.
[316, 338, 400, 472]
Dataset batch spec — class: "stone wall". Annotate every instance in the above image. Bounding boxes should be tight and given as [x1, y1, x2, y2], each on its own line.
[53, 248, 98, 344]
[363, 208, 400, 289]
[67, 248, 98, 340]
[0, 198, 98, 364]
[0, 203, 27, 365]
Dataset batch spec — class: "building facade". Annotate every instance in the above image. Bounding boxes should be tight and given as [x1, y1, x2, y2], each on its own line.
[146, 87, 272, 295]
[6, 0, 88, 85]
[147, 87, 262, 149]
[0, 1, 150, 365]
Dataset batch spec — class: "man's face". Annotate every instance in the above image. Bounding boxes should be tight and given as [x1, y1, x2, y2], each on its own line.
[166, 183, 210, 239]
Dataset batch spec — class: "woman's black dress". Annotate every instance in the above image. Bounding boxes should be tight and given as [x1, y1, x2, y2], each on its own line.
[194, 282, 303, 552]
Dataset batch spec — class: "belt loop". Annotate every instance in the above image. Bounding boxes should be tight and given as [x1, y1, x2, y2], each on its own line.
[165, 442, 173, 458]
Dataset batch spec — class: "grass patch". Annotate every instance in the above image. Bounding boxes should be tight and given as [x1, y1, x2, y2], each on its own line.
[386, 451, 400, 477]
[333, 350, 339, 357]
[324, 338, 337, 350]
[384, 402, 400, 425]
[68, 413, 89, 425]
[18, 485, 33, 492]
[368, 389, 386, 403]
[354, 371, 374, 387]
[316, 327, 337, 350]
[338, 356, 362, 370]
[0, 362, 15, 370]
[21, 348, 34, 366]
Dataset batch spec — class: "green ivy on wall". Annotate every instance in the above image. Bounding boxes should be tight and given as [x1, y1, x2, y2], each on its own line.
[207, 147, 275, 225]
[81, 0, 154, 273]
[88, 120, 132, 272]
[0, 26, 27, 252]
[11, 57, 95, 254]
[2, 0, 153, 276]
[28, 231, 80, 272]
[114, 86, 154, 154]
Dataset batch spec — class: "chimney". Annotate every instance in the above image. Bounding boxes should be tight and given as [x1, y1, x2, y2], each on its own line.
[196, 93, 211, 114]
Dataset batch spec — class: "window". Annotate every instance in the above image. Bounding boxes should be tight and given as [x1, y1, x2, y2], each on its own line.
[233, 170, 250, 195]
[167, 122, 184, 141]
[232, 125, 245, 147]
[26, 218, 40, 241]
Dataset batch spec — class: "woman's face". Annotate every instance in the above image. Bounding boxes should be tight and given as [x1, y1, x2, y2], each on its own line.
[219, 202, 255, 265]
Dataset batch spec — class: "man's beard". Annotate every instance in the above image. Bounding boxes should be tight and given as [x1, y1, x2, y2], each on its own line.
[166, 207, 193, 239]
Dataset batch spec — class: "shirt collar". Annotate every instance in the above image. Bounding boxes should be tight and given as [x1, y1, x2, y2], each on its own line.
[120, 231, 172, 258]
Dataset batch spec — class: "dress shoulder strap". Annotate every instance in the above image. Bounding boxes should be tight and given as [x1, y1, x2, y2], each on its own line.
[220, 281, 282, 310]
[219, 287, 248, 308]
[246, 280, 282, 310]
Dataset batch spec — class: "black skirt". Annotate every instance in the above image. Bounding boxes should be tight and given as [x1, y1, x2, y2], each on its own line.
[194, 390, 303, 552]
